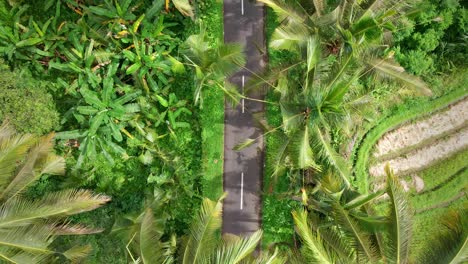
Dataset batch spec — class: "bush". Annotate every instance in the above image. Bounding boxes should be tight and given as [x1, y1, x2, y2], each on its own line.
[393, 0, 467, 75]
[0, 65, 59, 134]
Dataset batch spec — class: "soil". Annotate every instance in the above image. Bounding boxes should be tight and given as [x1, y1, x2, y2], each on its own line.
[370, 126, 468, 177]
[374, 98, 468, 158]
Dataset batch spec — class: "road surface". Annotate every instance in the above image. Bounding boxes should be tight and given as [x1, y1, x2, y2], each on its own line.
[222, 0, 266, 235]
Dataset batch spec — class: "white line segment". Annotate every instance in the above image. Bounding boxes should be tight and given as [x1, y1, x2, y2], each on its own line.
[242, 75, 245, 113]
[240, 172, 244, 210]
[241, 0, 244, 15]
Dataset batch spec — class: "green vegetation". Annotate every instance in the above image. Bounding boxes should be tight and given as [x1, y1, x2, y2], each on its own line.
[0, 124, 109, 262]
[259, 0, 467, 260]
[353, 80, 467, 193]
[191, 0, 226, 200]
[0, 0, 466, 262]
[0, 65, 59, 134]
[408, 149, 467, 260]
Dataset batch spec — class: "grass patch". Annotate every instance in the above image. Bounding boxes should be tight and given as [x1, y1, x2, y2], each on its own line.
[198, 0, 224, 200]
[261, 7, 300, 248]
[407, 149, 468, 261]
[353, 71, 467, 193]
[411, 149, 468, 191]
[410, 199, 466, 261]
[200, 87, 225, 199]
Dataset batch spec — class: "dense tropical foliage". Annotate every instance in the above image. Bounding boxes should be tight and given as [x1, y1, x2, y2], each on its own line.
[0, 0, 466, 263]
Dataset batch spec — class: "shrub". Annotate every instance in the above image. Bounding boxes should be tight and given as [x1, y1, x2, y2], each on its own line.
[394, 0, 467, 75]
[0, 65, 59, 134]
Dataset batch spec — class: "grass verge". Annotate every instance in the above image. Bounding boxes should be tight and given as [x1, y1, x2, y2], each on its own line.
[261, 6, 300, 248]
[198, 0, 224, 200]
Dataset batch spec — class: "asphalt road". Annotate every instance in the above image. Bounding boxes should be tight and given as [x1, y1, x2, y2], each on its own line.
[222, 0, 265, 235]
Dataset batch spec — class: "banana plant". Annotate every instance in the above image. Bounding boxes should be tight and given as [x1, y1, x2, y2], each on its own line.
[128, 92, 191, 165]
[0, 5, 47, 70]
[56, 65, 141, 167]
[122, 35, 184, 94]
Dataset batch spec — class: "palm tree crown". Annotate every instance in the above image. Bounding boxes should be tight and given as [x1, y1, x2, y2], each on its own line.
[0, 124, 110, 263]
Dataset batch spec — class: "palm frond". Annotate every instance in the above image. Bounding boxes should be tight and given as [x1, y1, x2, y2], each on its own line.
[0, 224, 55, 255]
[0, 190, 110, 228]
[211, 43, 246, 77]
[266, 132, 289, 190]
[220, 81, 243, 108]
[246, 247, 288, 264]
[295, 126, 319, 170]
[53, 223, 104, 235]
[1, 133, 64, 200]
[330, 202, 378, 262]
[258, 0, 306, 26]
[234, 139, 256, 151]
[313, 127, 351, 187]
[0, 126, 36, 191]
[292, 209, 334, 263]
[384, 165, 412, 264]
[270, 23, 309, 52]
[367, 58, 432, 96]
[140, 208, 165, 264]
[181, 195, 224, 264]
[0, 247, 47, 264]
[62, 244, 92, 262]
[211, 230, 262, 264]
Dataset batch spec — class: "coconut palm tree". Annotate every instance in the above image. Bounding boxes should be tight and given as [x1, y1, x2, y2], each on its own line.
[251, 0, 431, 186]
[292, 165, 467, 263]
[182, 27, 246, 107]
[0, 124, 110, 263]
[113, 194, 286, 264]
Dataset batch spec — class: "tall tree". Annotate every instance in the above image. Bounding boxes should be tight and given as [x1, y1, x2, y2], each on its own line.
[252, 0, 431, 186]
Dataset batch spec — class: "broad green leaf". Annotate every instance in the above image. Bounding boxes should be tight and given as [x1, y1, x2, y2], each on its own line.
[49, 61, 82, 73]
[133, 14, 145, 33]
[115, 91, 142, 105]
[89, 112, 106, 136]
[154, 94, 168, 107]
[127, 62, 142, 74]
[55, 130, 88, 140]
[122, 50, 136, 61]
[87, 6, 117, 18]
[15, 37, 42, 47]
[102, 77, 114, 104]
[124, 103, 141, 113]
[109, 120, 123, 142]
[80, 89, 106, 109]
[77, 106, 99, 115]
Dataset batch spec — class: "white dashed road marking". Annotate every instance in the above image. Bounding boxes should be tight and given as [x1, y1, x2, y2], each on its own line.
[240, 172, 244, 210]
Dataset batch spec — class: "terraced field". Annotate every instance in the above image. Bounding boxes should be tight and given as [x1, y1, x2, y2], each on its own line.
[366, 96, 468, 258]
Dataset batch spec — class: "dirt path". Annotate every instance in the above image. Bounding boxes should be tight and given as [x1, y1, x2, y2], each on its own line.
[370, 126, 468, 177]
[374, 98, 468, 159]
